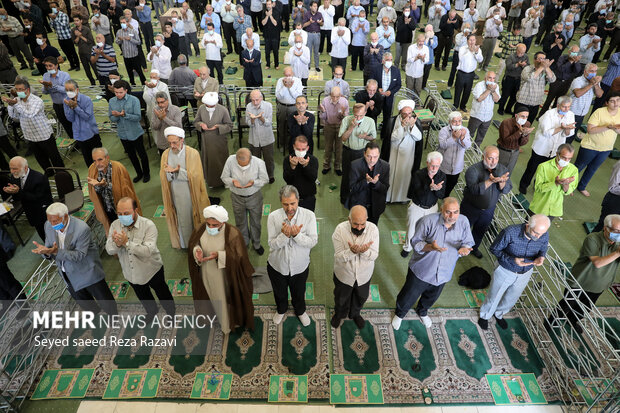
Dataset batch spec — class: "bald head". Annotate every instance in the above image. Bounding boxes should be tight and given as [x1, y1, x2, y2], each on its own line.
[330, 86, 341, 99]
[283, 66, 294, 77]
[236, 148, 252, 166]
[9, 156, 28, 179]
[349, 205, 368, 234]
[441, 197, 460, 226]
[483, 146, 500, 170]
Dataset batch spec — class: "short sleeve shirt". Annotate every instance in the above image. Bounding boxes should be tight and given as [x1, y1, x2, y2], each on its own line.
[570, 231, 620, 293]
[581, 107, 620, 152]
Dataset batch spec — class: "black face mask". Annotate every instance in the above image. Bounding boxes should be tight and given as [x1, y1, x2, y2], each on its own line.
[351, 226, 365, 236]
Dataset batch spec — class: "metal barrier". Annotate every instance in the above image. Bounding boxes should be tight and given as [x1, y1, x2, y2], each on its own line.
[424, 85, 620, 412]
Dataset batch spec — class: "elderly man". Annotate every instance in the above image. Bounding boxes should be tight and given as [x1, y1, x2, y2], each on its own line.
[392, 197, 474, 329]
[497, 43, 528, 115]
[594, 160, 620, 232]
[267, 185, 318, 326]
[354, 79, 384, 124]
[246, 89, 276, 183]
[168, 54, 197, 109]
[330, 18, 351, 71]
[406, 34, 430, 95]
[147, 34, 172, 82]
[519, 96, 576, 194]
[549, 214, 620, 335]
[32, 202, 117, 314]
[401, 151, 446, 258]
[90, 33, 117, 86]
[275, 67, 304, 152]
[0, 8, 35, 70]
[394, 5, 417, 71]
[288, 96, 315, 154]
[160, 127, 210, 249]
[568, 63, 604, 143]
[574, 92, 620, 197]
[106, 197, 175, 322]
[188, 205, 255, 334]
[376, 16, 395, 52]
[469, 71, 501, 146]
[319, 86, 349, 175]
[481, 8, 503, 71]
[497, 107, 534, 172]
[3, 78, 64, 175]
[40, 56, 72, 140]
[143, 70, 171, 124]
[151, 92, 183, 155]
[290, 35, 311, 85]
[3, 157, 52, 241]
[109, 80, 150, 182]
[454, 34, 483, 113]
[332, 205, 379, 328]
[437, 111, 472, 196]
[88, 147, 142, 235]
[284, 135, 319, 211]
[530, 143, 578, 218]
[63, 80, 101, 167]
[221, 148, 269, 255]
[461, 146, 513, 258]
[539, 45, 583, 117]
[516, 52, 557, 123]
[325, 66, 350, 98]
[181, 2, 200, 56]
[363, 33, 385, 85]
[194, 92, 233, 188]
[350, 10, 370, 71]
[347, 142, 390, 224]
[115, 16, 146, 85]
[194, 67, 219, 104]
[339, 103, 377, 204]
[478, 215, 550, 330]
[241, 38, 263, 87]
[374, 51, 401, 123]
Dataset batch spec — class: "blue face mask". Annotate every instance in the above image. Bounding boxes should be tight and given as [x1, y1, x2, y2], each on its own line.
[16, 91, 27, 99]
[607, 20, 613, 24]
[558, 109, 568, 115]
[121, 23, 127, 29]
[118, 214, 134, 227]
[609, 232, 620, 242]
[52, 221, 65, 231]
[206, 226, 220, 236]
[48, 69, 56, 75]
[586, 72, 595, 79]
[570, 52, 578, 57]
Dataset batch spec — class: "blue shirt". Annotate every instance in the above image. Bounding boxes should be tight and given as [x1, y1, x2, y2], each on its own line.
[408, 213, 475, 286]
[602, 52, 620, 87]
[201, 12, 222, 34]
[42, 70, 70, 104]
[63, 93, 99, 141]
[425, 36, 438, 65]
[350, 18, 370, 47]
[490, 224, 549, 274]
[173, 19, 185, 36]
[137, 5, 152, 23]
[108, 94, 144, 141]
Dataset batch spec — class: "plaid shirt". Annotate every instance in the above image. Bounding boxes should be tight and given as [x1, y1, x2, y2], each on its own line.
[7, 94, 53, 142]
[516, 65, 556, 106]
[115, 27, 140, 58]
[490, 224, 549, 274]
[50, 11, 72, 40]
[0, 15, 24, 37]
[94, 163, 115, 212]
[499, 32, 523, 59]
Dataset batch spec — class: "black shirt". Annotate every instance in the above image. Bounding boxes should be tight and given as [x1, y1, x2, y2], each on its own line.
[282, 154, 318, 199]
[164, 32, 180, 61]
[407, 167, 447, 208]
[542, 32, 566, 63]
[439, 13, 461, 38]
[287, 111, 315, 154]
[354, 90, 384, 122]
[463, 161, 513, 210]
[261, 7, 282, 37]
[395, 13, 417, 43]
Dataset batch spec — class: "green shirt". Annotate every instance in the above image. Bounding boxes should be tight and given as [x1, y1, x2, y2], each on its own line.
[338, 115, 377, 150]
[529, 159, 578, 217]
[570, 231, 620, 294]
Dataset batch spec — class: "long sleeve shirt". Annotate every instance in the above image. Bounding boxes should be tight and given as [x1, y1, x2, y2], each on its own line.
[287, 111, 315, 151]
[405, 44, 429, 77]
[151, 104, 183, 149]
[283, 154, 318, 199]
[330, 26, 351, 58]
[530, 158, 579, 217]
[115, 27, 141, 58]
[504, 52, 529, 79]
[201, 32, 223, 61]
[462, 161, 513, 210]
[267, 207, 318, 276]
[147, 45, 172, 79]
[489, 224, 549, 274]
[407, 168, 446, 208]
[437, 125, 472, 175]
[41, 71, 70, 104]
[351, 18, 370, 47]
[7, 94, 53, 142]
[462, 7, 479, 27]
[456, 45, 483, 73]
[531, 108, 575, 157]
[0, 15, 25, 37]
[470, 81, 500, 122]
[497, 117, 531, 150]
[105, 216, 163, 284]
[324, 79, 350, 98]
[320, 96, 349, 124]
[246, 101, 275, 147]
[376, 25, 395, 49]
[137, 5, 152, 23]
[233, 15, 252, 42]
[63, 93, 99, 141]
[602, 52, 620, 86]
[275, 77, 303, 104]
[408, 213, 474, 286]
[201, 12, 222, 33]
[339, 116, 377, 150]
[579, 34, 601, 64]
[516, 65, 556, 106]
[91, 14, 111, 35]
[552, 55, 582, 82]
[221, 154, 268, 195]
[332, 221, 379, 286]
[108, 94, 144, 140]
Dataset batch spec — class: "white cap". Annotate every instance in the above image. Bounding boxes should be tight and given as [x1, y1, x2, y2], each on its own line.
[398, 99, 416, 111]
[203, 205, 229, 222]
[164, 126, 185, 139]
[202, 92, 218, 106]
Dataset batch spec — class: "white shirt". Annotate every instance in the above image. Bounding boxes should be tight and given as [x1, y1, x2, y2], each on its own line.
[405, 43, 429, 77]
[456, 45, 483, 73]
[318, 4, 335, 29]
[463, 7, 480, 26]
[56, 218, 70, 272]
[275, 76, 304, 104]
[267, 207, 318, 276]
[289, 45, 311, 79]
[288, 29, 308, 46]
[569, 75, 598, 116]
[531, 108, 576, 157]
[147, 45, 172, 79]
[470, 81, 500, 122]
[330, 26, 351, 58]
[332, 221, 379, 287]
[201, 32, 223, 61]
[241, 32, 261, 51]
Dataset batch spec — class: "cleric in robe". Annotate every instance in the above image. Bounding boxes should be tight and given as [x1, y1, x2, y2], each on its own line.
[386, 100, 423, 203]
[188, 205, 255, 334]
[193, 92, 234, 188]
[381, 99, 424, 176]
[160, 127, 211, 249]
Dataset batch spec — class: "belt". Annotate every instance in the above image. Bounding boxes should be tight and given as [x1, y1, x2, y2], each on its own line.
[278, 102, 295, 106]
[498, 145, 519, 153]
[233, 191, 257, 198]
[485, 37, 498, 39]
[457, 70, 474, 74]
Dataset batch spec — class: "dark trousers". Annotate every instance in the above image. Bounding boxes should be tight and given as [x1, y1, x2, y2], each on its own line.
[556, 288, 602, 327]
[140, 21, 154, 50]
[331, 56, 347, 74]
[267, 263, 309, 316]
[539, 79, 571, 116]
[395, 268, 445, 318]
[367, 204, 381, 225]
[340, 146, 364, 204]
[444, 173, 460, 197]
[64, 273, 118, 315]
[120, 135, 150, 177]
[319, 29, 332, 53]
[447, 50, 459, 87]
[603, 30, 620, 60]
[454, 70, 475, 111]
[206, 59, 224, 84]
[29, 135, 65, 175]
[129, 266, 176, 316]
[334, 2, 344, 20]
[333, 274, 370, 320]
[422, 64, 432, 89]
[592, 83, 611, 113]
[264, 37, 280, 67]
[594, 192, 620, 232]
[351, 45, 364, 71]
[77, 134, 102, 168]
[124, 56, 147, 85]
[58, 38, 80, 68]
[251, 11, 262, 31]
[222, 21, 235, 53]
[568, 115, 584, 144]
[282, 4, 291, 31]
[79, 53, 98, 85]
[299, 195, 316, 211]
[519, 151, 552, 193]
[0, 135, 17, 171]
[498, 75, 520, 113]
[575, 147, 611, 192]
[0, 258, 28, 318]
[435, 34, 451, 69]
[460, 199, 496, 251]
[52, 103, 74, 140]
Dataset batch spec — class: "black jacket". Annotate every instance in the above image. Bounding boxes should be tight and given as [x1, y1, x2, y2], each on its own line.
[354, 90, 384, 123]
[287, 111, 315, 154]
[282, 154, 318, 199]
[347, 157, 390, 219]
[395, 13, 417, 43]
[407, 167, 446, 208]
[242, 48, 263, 86]
[5, 169, 52, 227]
[370, 65, 402, 107]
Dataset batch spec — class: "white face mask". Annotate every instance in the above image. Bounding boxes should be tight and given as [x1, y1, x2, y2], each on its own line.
[294, 150, 307, 158]
[150, 79, 158, 85]
[371, 41, 378, 47]
[206, 106, 215, 113]
[493, 14, 501, 20]
[25, 25, 31, 29]
[36, 38, 44, 45]
[384, 61, 393, 68]
[403, 11, 410, 16]
[110, 78, 118, 84]
[516, 117, 527, 125]
[452, 124, 462, 130]
[155, 40, 162, 47]
[557, 158, 570, 167]
[96, 41, 104, 47]
[295, 42, 302, 48]
[66, 91, 77, 99]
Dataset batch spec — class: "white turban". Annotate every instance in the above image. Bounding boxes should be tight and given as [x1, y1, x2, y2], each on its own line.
[164, 126, 185, 139]
[398, 100, 416, 111]
[203, 205, 229, 222]
[202, 92, 218, 106]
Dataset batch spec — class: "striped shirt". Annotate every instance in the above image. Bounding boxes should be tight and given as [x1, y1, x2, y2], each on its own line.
[0, 15, 24, 37]
[7, 94, 54, 143]
[91, 44, 117, 76]
[115, 27, 141, 58]
[50, 11, 72, 40]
